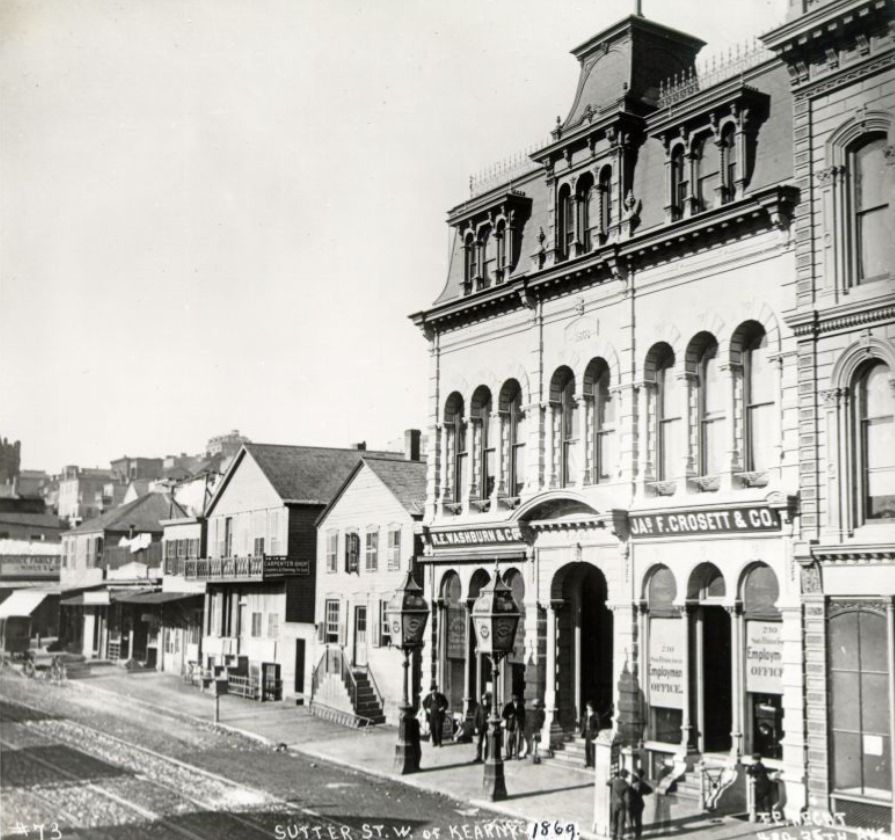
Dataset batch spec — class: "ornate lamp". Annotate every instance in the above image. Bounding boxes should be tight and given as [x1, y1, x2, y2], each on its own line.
[386, 570, 430, 774]
[470, 570, 522, 801]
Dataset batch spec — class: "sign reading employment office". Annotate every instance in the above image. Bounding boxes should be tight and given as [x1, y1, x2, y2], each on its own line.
[629, 505, 780, 539]
[746, 620, 784, 694]
[648, 618, 685, 709]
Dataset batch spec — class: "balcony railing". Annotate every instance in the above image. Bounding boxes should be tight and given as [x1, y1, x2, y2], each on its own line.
[183, 555, 309, 581]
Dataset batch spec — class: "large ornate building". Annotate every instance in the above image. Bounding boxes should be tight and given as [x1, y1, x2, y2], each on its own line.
[412, 0, 893, 830]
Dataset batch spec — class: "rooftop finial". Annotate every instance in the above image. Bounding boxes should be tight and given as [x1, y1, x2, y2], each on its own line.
[635, 0, 643, 15]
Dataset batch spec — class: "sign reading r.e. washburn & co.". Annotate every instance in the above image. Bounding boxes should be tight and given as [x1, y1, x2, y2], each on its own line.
[629, 505, 781, 539]
[429, 526, 525, 547]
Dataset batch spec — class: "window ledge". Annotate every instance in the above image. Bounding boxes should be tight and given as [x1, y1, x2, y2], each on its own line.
[736, 470, 770, 488]
[648, 480, 678, 497]
[498, 495, 521, 510]
[442, 502, 462, 515]
[691, 475, 721, 492]
[470, 499, 491, 513]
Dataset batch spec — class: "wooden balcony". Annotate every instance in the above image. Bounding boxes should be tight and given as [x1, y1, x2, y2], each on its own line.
[183, 555, 309, 581]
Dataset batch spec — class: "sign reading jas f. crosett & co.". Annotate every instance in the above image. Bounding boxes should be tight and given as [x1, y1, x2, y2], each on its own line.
[629, 505, 781, 539]
[429, 526, 525, 547]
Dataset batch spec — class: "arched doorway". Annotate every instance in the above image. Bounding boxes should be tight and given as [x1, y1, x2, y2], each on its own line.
[468, 569, 491, 711]
[553, 562, 613, 732]
[688, 562, 732, 754]
[440, 571, 465, 713]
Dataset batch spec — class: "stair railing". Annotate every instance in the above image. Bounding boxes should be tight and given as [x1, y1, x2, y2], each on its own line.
[362, 665, 386, 714]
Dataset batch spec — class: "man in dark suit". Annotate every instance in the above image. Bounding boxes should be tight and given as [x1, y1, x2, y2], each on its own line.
[501, 694, 526, 759]
[607, 768, 631, 840]
[422, 682, 449, 747]
[579, 700, 600, 768]
[472, 692, 492, 762]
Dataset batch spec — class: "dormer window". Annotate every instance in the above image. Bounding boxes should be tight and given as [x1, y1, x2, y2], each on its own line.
[558, 184, 574, 261]
[598, 166, 612, 244]
[463, 232, 476, 293]
[671, 146, 687, 221]
[694, 136, 720, 212]
[721, 125, 737, 204]
[576, 173, 594, 253]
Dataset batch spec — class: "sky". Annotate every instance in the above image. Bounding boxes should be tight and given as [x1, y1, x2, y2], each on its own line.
[0, 0, 787, 474]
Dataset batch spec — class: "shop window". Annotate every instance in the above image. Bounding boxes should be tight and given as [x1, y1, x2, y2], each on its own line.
[253, 537, 265, 557]
[365, 530, 379, 572]
[345, 532, 360, 574]
[379, 600, 391, 647]
[326, 531, 338, 573]
[387, 527, 401, 571]
[855, 361, 895, 522]
[828, 603, 891, 800]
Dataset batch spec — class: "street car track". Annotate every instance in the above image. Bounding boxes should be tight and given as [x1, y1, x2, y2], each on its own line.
[0, 694, 353, 839]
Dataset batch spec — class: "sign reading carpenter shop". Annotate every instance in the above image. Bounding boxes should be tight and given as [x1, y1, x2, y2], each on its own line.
[746, 620, 784, 694]
[648, 618, 685, 709]
[0, 555, 61, 579]
[263, 556, 310, 577]
[629, 506, 780, 539]
[429, 526, 525, 547]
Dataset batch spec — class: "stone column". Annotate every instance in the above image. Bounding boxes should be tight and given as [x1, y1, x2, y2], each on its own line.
[545, 402, 557, 489]
[544, 600, 561, 748]
[680, 604, 695, 755]
[727, 602, 744, 760]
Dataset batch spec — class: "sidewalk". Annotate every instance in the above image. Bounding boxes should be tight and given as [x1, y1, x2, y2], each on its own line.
[64, 666, 785, 840]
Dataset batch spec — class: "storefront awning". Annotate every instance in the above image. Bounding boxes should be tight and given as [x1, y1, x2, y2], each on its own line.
[0, 590, 52, 618]
[112, 591, 202, 605]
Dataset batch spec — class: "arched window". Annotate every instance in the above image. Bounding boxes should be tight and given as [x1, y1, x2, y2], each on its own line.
[500, 380, 526, 498]
[471, 387, 494, 502]
[852, 136, 893, 284]
[656, 347, 680, 481]
[721, 125, 737, 204]
[577, 173, 594, 253]
[694, 136, 719, 211]
[598, 166, 612, 243]
[697, 338, 725, 476]
[479, 225, 492, 289]
[495, 220, 507, 282]
[855, 361, 895, 522]
[585, 359, 614, 484]
[558, 184, 574, 261]
[744, 328, 775, 472]
[671, 146, 687, 220]
[556, 369, 578, 487]
[463, 232, 475, 293]
[445, 394, 467, 506]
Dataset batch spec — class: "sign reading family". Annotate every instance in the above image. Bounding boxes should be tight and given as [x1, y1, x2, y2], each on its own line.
[429, 526, 526, 547]
[629, 505, 780, 539]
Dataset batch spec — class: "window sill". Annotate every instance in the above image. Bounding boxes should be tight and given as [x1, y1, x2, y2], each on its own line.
[442, 502, 462, 515]
[648, 480, 677, 497]
[470, 499, 491, 513]
[736, 470, 769, 488]
[498, 496, 521, 511]
[691, 475, 721, 493]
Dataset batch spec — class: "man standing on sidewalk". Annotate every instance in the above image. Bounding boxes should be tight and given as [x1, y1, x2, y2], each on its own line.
[472, 692, 492, 763]
[501, 694, 525, 760]
[423, 682, 449, 747]
[606, 768, 631, 840]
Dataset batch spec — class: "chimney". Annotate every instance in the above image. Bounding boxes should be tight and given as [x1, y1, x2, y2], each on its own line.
[404, 429, 421, 462]
[353, 442, 366, 451]
[128, 523, 135, 539]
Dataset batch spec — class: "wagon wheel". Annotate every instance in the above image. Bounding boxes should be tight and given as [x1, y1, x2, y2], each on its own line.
[23, 658, 36, 678]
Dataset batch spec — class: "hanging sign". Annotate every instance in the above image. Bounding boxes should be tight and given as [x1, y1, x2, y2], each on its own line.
[629, 505, 780, 539]
[745, 620, 784, 694]
[648, 618, 685, 709]
[447, 607, 466, 659]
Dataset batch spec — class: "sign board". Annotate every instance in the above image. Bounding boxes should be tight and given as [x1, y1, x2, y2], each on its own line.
[447, 606, 466, 659]
[429, 526, 526, 548]
[0, 555, 61, 579]
[648, 617, 685, 709]
[263, 556, 310, 577]
[745, 620, 784, 694]
[629, 506, 780, 539]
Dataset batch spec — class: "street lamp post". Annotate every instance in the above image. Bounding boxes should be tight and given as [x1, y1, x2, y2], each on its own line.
[386, 570, 430, 775]
[470, 569, 522, 802]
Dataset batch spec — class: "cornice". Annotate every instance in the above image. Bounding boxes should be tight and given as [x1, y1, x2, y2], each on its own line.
[648, 81, 772, 139]
[760, 0, 890, 55]
[447, 189, 534, 229]
[411, 183, 798, 334]
[783, 296, 895, 336]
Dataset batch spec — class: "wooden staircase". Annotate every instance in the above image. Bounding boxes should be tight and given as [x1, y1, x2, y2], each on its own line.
[309, 648, 385, 728]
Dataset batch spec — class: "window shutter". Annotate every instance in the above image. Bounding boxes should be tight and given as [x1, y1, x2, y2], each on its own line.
[372, 608, 381, 648]
[316, 622, 325, 643]
[338, 615, 348, 647]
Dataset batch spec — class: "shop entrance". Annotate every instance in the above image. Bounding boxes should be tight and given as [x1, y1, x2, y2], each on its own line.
[700, 605, 732, 752]
[554, 563, 613, 732]
[689, 563, 732, 754]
